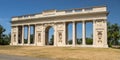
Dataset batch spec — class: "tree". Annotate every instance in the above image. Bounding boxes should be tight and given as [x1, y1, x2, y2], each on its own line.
[86, 38, 93, 45]
[49, 35, 54, 45]
[0, 25, 6, 45]
[0, 25, 5, 38]
[68, 39, 72, 44]
[107, 22, 120, 47]
[30, 34, 34, 44]
[77, 38, 82, 44]
[2, 34, 10, 45]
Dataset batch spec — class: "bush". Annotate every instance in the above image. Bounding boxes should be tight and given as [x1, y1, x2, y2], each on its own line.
[0, 35, 10, 45]
[0, 39, 10, 45]
[86, 38, 93, 45]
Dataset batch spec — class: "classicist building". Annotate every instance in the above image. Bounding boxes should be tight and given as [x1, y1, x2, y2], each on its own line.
[11, 6, 108, 48]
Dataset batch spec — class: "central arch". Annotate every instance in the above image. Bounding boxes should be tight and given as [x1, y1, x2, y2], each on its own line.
[45, 26, 54, 45]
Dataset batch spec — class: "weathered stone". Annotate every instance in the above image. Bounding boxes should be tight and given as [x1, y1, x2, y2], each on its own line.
[10, 6, 108, 48]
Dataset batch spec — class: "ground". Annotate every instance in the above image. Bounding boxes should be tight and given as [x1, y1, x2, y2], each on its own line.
[0, 46, 119, 60]
[0, 54, 51, 60]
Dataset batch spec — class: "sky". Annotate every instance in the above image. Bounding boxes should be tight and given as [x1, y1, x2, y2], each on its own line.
[0, 0, 120, 40]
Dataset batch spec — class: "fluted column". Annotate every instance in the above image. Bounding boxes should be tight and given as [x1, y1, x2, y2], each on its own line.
[28, 25, 30, 45]
[82, 21, 86, 45]
[22, 25, 24, 45]
[72, 22, 76, 46]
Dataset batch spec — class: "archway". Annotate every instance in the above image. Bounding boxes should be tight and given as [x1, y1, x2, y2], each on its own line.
[45, 26, 54, 45]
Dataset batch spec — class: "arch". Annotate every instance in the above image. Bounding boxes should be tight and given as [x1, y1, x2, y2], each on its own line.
[45, 26, 54, 45]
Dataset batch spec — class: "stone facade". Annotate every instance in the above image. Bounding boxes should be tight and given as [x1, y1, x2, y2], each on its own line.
[10, 6, 108, 48]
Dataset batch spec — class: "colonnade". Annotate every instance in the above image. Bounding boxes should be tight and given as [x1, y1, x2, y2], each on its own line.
[12, 21, 95, 46]
[14, 25, 35, 45]
[11, 6, 108, 47]
[66, 21, 92, 46]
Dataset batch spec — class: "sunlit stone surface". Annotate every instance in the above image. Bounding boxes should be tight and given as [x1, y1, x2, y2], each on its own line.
[10, 6, 108, 48]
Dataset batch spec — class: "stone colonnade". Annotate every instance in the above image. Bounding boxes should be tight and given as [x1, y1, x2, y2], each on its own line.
[11, 20, 108, 48]
[11, 6, 108, 48]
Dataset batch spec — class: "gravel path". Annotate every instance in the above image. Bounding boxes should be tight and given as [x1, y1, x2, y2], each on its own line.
[0, 54, 52, 60]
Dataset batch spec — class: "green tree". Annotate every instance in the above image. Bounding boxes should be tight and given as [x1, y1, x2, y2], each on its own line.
[50, 35, 54, 45]
[107, 22, 120, 47]
[30, 34, 34, 44]
[0, 25, 6, 45]
[68, 40, 72, 44]
[77, 38, 82, 44]
[86, 38, 93, 45]
[2, 34, 10, 45]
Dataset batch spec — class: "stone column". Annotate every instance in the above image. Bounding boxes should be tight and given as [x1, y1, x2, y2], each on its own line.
[63, 22, 67, 46]
[10, 27, 13, 45]
[28, 25, 30, 45]
[42, 31, 45, 46]
[16, 26, 18, 45]
[72, 22, 76, 46]
[33, 25, 36, 45]
[104, 20, 108, 47]
[93, 20, 96, 46]
[54, 24, 57, 46]
[22, 25, 24, 45]
[42, 24, 45, 46]
[82, 21, 86, 45]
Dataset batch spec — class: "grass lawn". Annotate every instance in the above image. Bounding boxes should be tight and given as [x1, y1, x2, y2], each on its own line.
[0, 46, 120, 60]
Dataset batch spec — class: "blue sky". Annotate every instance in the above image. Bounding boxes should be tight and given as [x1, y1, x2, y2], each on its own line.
[0, 0, 120, 40]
